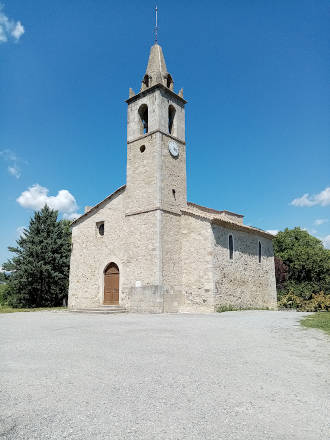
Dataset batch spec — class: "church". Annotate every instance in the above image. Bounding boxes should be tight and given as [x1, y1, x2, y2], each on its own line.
[68, 43, 277, 313]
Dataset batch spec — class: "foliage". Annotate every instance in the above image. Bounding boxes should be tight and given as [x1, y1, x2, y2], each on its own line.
[300, 312, 330, 335]
[3, 206, 71, 308]
[273, 228, 330, 302]
[217, 305, 269, 313]
[279, 291, 330, 312]
[0, 271, 9, 282]
[0, 283, 8, 305]
[0, 305, 66, 314]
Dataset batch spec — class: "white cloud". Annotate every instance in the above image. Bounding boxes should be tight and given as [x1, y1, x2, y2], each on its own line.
[322, 235, 330, 249]
[17, 184, 79, 218]
[8, 164, 20, 178]
[1, 149, 22, 178]
[266, 230, 279, 235]
[11, 20, 24, 40]
[63, 212, 81, 221]
[0, 149, 17, 161]
[0, 4, 25, 44]
[314, 218, 328, 226]
[291, 187, 330, 207]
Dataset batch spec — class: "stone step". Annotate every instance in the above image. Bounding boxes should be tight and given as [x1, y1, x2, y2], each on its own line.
[71, 306, 127, 314]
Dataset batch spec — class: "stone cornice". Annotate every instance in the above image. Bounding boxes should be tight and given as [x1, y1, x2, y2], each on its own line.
[125, 207, 181, 217]
[127, 129, 186, 145]
[125, 83, 187, 105]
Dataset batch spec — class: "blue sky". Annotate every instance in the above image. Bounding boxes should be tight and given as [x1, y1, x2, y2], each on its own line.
[1, 0, 329, 266]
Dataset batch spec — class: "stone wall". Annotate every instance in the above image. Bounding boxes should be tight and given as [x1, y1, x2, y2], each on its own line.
[69, 195, 277, 313]
[212, 224, 277, 309]
[126, 132, 161, 215]
[68, 189, 127, 310]
[127, 88, 185, 143]
[180, 213, 215, 312]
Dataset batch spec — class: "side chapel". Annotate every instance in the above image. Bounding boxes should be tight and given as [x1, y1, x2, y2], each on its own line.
[68, 43, 277, 313]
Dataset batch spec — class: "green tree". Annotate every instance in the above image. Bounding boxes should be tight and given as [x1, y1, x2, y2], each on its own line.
[273, 227, 330, 298]
[0, 271, 9, 282]
[3, 206, 71, 307]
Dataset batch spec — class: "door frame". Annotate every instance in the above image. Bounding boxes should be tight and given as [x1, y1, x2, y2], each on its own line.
[102, 260, 120, 305]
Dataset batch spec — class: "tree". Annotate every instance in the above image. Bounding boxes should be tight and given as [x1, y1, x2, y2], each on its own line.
[0, 271, 9, 282]
[3, 206, 71, 307]
[273, 227, 330, 298]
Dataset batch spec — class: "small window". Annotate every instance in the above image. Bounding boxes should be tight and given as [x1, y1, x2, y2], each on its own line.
[229, 235, 233, 260]
[168, 105, 176, 135]
[166, 74, 173, 89]
[138, 104, 148, 134]
[143, 74, 150, 88]
[97, 222, 104, 236]
[172, 189, 176, 200]
[140, 145, 146, 153]
[258, 241, 262, 263]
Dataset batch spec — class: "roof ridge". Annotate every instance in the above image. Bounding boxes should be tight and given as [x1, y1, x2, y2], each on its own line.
[71, 185, 126, 226]
[187, 201, 244, 218]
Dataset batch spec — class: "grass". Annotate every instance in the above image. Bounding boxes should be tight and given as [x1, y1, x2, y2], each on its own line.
[300, 312, 330, 335]
[0, 305, 67, 314]
[217, 305, 269, 313]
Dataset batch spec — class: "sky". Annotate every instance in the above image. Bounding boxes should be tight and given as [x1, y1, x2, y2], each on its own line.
[0, 0, 329, 266]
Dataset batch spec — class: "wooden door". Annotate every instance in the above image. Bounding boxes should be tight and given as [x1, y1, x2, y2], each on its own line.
[104, 263, 119, 305]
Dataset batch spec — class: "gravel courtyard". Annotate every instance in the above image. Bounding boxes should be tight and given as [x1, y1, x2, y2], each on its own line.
[0, 311, 329, 440]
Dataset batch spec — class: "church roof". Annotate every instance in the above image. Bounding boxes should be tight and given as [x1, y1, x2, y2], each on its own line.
[127, 43, 186, 104]
[210, 217, 275, 240]
[70, 185, 126, 227]
[182, 207, 274, 239]
[139, 43, 174, 92]
[145, 44, 168, 84]
[187, 202, 244, 219]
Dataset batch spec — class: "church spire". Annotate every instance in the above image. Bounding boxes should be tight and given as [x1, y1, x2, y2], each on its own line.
[140, 43, 173, 92]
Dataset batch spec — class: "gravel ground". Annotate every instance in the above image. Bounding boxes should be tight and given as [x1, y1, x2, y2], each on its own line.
[0, 310, 329, 440]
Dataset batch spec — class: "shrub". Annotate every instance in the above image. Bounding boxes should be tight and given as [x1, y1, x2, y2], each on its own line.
[0, 283, 8, 306]
[279, 291, 330, 312]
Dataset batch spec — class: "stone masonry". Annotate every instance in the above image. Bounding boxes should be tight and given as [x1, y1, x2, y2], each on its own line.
[68, 43, 277, 313]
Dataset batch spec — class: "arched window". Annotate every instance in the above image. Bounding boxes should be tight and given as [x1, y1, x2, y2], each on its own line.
[168, 105, 176, 135]
[258, 241, 262, 263]
[229, 234, 233, 260]
[143, 74, 150, 88]
[138, 104, 148, 134]
[166, 74, 173, 89]
[96, 221, 104, 236]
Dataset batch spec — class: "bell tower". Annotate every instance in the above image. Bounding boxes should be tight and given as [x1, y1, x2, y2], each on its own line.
[123, 43, 187, 312]
[125, 43, 187, 215]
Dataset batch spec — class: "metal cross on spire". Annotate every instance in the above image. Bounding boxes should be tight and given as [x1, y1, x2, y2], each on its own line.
[154, 5, 158, 43]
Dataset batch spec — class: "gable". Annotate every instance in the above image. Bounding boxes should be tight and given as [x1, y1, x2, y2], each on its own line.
[71, 185, 126, 227]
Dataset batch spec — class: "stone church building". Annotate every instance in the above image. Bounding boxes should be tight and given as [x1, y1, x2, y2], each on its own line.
[68, 43, 277, 313]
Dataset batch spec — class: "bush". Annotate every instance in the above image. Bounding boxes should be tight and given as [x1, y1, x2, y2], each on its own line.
[0, 283, 8, 306]
[273, 228, 330, 304]
[279, 291, 330, 312]
[216, 305, 269, 313]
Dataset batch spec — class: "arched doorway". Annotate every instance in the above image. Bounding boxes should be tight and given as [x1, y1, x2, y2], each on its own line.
[104, 263, 119, 305]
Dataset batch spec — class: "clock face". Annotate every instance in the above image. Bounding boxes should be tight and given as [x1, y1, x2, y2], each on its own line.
[168, 140, 179, 157]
